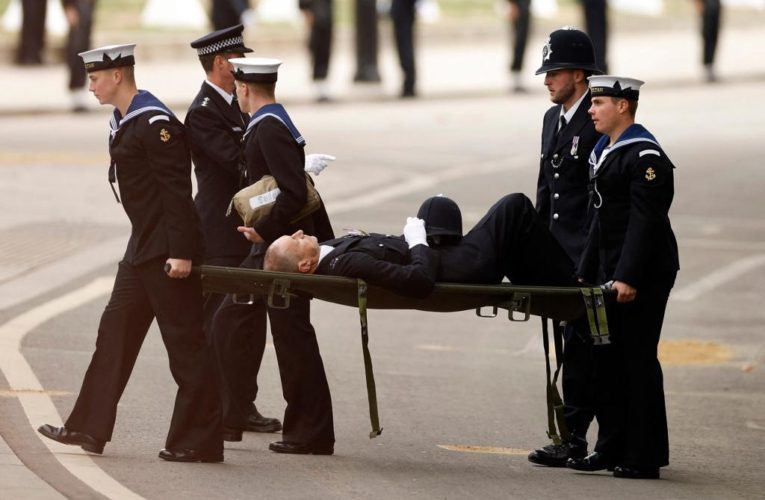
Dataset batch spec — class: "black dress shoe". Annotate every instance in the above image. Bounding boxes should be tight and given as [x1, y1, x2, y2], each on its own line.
[158, 448, 224, 463]
[268, 441, 333, 455]
[613, 465, 660, 479]
[566, 452, 616, 472]
[246, 407, 282, 433]
[37, 424, 104, 454]
[222, 428, 243, 442]
[528, 440, 587, 467]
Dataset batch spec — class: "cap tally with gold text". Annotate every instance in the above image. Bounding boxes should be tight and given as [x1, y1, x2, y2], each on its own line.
[78, 44, 136, 73]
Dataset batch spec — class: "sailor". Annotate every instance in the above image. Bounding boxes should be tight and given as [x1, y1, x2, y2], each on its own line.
[37, 44, 223, 463]
[567, 75, 679, 479]
[209, 57, 337, 454]
[186, 24, 283, 437]
[528, 26, 601, 468]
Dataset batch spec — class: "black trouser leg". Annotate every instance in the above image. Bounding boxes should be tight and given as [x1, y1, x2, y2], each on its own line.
[65, 261, 154, 442]
[268, 296, 334, 445]
[309, 0, 333, 81]
[509, 0, 531, 72]
[17, 0, 47, 64]
[581, 0, 608, 73]
[391, 0, 416, 93]
[701, 0, 721, 65]
[66, 0, 95, 89]
[562, 321, 595, 441]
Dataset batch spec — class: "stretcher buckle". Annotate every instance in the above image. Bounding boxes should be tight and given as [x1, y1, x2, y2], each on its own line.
[508, 292, 531, 322]
[268, 279, 293, 309]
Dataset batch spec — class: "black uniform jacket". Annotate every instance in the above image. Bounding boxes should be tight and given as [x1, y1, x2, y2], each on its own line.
[537, 90, 601, 262]
[242, 107, 334, 244]
[317, 235, 439, 298]
[109, 92, 203, 265]
[577, 125, 679, 288]
[185, 82, 251, 260]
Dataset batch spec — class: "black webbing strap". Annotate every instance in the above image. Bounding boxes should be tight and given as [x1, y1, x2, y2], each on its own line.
[541, 317, 571, 445]
[357, 279, 383, 438]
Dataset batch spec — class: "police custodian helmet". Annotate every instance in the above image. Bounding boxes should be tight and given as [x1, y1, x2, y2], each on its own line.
[535, 27, 602, 75]
[417, 195, 463, 245]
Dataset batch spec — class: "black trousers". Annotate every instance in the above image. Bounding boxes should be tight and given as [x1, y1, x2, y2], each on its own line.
[701, 0, 722, 65]
[66, 258, 222, 454]
[66, 0, 96, 90]
[211, 252, 334, 445]
[306, 0, 333, 81]
[581, 0, 608, 74]
[390, 0, 416, 93]
[509, 0, 531, 72]
[592, 280, 674, 468]
[211, 0, 249, 30]
[16, 0, 47, 64]
[561, 320, 596, 441]
[438, 194, 577, 288]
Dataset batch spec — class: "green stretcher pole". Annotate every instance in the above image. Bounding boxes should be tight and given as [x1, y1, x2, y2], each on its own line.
[357, 279, 383, 438]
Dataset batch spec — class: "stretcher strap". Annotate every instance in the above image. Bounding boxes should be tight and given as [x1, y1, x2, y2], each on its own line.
[357, 279, 383, 438]
[542, 318, 570, 445]
[581, 288, 610, 345]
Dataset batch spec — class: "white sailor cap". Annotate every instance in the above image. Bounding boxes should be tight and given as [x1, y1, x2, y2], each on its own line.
[78, 43, 136, 73]
[588, 75, 644, 101]
[230, 57, 282, 84]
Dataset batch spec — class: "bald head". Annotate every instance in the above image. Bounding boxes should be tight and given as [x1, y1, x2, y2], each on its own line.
[264, 231, 321, 274]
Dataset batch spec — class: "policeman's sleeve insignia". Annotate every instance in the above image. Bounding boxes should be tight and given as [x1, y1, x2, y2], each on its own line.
[160, 128, 171, 142]
[645, 167, 656, 181]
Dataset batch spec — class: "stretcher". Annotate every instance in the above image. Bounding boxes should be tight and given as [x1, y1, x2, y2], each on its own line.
[196, 265, 612, 444]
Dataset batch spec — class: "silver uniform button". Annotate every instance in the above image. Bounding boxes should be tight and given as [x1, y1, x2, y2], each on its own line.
[554, 193, 560, 200]
[378, 243, 384, 247]
[554, 173, 560, 179]
[553, 213, 559, 220]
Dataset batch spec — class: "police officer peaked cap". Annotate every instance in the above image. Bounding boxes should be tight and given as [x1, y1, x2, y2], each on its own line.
[190, 24, 253, 56]
[230, 57, 282, 83]
[79, 44, 136, 73]
[588, 75, 644, 101]
[535, 27, 602, 75]
[417, 195, 463, 239]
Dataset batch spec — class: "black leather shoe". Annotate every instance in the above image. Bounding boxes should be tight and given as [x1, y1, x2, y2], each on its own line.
[528, 440, 587, 467]
[158, 448, 224, 463]
[246, 407, 282, 433]
[222, 428, 243, 442]
[268, 441, 333, 455]
[566, 452, 616, 472]
[37, 424, 104, 454]
[613, 465, 660, 479]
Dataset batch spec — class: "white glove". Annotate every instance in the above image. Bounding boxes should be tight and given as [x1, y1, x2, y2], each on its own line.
[403, 217, 428, 248]
[304, 153, 336, 176]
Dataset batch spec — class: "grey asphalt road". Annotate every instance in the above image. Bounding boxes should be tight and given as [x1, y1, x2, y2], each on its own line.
[1, 35, 765, 500]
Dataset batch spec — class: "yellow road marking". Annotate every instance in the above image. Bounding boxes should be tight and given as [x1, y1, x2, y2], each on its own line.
[658, 339, 733, 365]
[0, 389, 71, 397]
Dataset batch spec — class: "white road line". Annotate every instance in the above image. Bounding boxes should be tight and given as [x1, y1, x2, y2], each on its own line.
[0, 276, 145, 500]
[671, 253, 765, 302]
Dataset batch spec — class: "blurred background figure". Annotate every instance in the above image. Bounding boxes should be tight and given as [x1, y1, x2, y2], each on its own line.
[695, 0, 722, 82]
[390, 0, 417, 97]
[505, 0, 531, 93]
[63, 0, 96, 112]
[15, 0, 47, 65]
[580, 0, 608, 73]
[211, 0, 254, 30]
[300, 0, 334, 102]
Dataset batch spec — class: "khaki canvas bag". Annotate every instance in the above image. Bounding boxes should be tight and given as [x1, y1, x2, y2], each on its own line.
[227, 173, 321, 226]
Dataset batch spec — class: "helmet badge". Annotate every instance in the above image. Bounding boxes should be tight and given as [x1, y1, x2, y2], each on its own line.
[542, 38, 553, 62]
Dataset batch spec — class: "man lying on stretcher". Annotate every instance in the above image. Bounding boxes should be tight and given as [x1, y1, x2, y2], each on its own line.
[238, 194, 577, 298]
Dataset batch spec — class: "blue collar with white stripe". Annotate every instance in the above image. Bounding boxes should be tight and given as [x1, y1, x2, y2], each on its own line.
[589, 123, 660, 168]
[110, 90, 174, 135]
[245, 103, 306, 146]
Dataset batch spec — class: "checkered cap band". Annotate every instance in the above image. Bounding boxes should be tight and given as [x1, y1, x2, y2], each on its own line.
[196, 35, 245, 56]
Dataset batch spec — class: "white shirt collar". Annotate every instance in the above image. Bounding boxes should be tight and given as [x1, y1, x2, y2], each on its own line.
[559, 90, 589, 128]
[205, 80, 234, 105]
[318, 245, 334, 264]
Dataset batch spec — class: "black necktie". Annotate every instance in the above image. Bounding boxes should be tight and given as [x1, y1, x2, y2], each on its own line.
[554, 115, 567, 142]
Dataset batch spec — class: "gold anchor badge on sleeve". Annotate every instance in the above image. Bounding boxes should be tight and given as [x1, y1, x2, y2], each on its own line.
[645, 167, 656, 181]
[160, 128, 171, 142]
